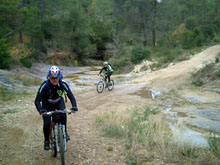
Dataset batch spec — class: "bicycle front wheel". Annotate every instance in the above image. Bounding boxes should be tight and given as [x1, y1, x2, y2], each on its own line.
[50, 128, 57, 157]
[108, 80, 114, 91]
[96, 81, 104, 93]
[58, 127, 65, 165]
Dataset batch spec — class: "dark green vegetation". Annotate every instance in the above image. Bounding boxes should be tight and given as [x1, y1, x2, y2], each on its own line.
[0, 39, 11, 69]
[0, 0, 220, 70]
[208, 136, 220, 158]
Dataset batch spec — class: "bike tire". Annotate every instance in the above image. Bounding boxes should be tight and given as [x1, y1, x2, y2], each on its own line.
[50, 128, 57, 157]
[96, 81, 104, 93]
[108, 80, 114, 91]
[58, 127, 65, 165]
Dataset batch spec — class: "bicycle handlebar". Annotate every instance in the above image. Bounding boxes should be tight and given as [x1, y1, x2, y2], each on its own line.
[46, 109, 72, 116]
[98, 74, 105, 77]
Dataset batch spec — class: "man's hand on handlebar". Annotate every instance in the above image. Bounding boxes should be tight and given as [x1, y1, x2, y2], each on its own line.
[40, 109, 47, 116]
[71, 107, 78, 112]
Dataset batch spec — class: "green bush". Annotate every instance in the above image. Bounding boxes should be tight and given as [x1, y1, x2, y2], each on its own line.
[155, 48, 183, 64]
[215, 69, 220, 78]
[180, 28, 203, 49]
[130, 44, 151, 64]
[200, 24, 217, 39]
[109, 55, 132, 73]
[192, 78, 203, 86]
[213, 32, 220, 42]
[0, 39, 11, 69]
[185, 16, 198, 30]
[208, 137, 220, 157]
[20, 57, 32, 68]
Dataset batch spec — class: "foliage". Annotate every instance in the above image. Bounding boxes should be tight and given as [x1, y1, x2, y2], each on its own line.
[191, 63, 219, 85]
[64, 3, 92, 60]
[208, 137, 220, 157]
[20, 57, 32, 68]
[0, 0, 19, 37]
[1, 0, 220, 67]
[192, 78, 203, 86]
[130, 44, 151, 64]
[109, 47, 133, 73]
[3, 109, 18, 114]
[95, 107, 219, 163]
[0, 39, 12, 69]
[0, 87, 31, 102]
[215, 69, 220, 78]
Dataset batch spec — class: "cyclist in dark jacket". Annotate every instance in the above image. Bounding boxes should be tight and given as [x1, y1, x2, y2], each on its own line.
[35, 65, 78, 150]
[99, 61, 113, 83]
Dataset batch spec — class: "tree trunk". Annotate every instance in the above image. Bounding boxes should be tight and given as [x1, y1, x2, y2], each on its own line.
[19, 0, 24, 43]
[40, 0, 43, 25]
[152, 0, 157, 47]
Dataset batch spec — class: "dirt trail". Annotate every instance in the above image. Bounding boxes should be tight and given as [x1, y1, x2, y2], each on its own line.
[0, 45, 220, 165]
[133, 45, 220, 90]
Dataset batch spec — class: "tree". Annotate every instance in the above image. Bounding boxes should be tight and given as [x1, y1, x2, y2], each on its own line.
[0, 39, 11, 69]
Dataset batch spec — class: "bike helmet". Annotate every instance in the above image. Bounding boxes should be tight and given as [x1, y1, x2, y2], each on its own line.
[103, 61, 108, 65]
[48, 65, 61, 78]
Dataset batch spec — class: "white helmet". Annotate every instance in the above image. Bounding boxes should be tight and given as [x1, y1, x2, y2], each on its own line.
[103, 61, 108, 65]
[48, 65, 61, 78]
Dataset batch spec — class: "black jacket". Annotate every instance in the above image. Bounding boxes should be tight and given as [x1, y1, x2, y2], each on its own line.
[35, 80, 77, 113]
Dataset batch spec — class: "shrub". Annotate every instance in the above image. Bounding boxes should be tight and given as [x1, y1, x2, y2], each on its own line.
[155, 48, 183, 64]
[200, 24, 217, 40]
[213, 32, 220, 42]
[130, 44, 151, 64]
[20, 57, 32, 68]
[0, 39, 11, 69]
[192, 78, 203, 86]
[208, 137, 220, 157]
[215, 69, 220, 78]
[180, 28, 203, 49]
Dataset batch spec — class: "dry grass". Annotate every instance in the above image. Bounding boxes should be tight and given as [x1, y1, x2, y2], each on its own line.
[9, 73, 42, 86]
[96, 107, 220, 164]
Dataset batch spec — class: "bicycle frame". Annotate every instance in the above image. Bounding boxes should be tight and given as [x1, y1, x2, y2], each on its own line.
[99, 74, 108, 87]
[48, 110, 72, 153]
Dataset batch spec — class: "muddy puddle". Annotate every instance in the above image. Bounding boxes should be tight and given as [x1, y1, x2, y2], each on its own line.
[129, 87, 161, 99]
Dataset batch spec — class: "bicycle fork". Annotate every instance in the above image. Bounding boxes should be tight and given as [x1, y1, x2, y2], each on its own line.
[62, 125, 67, 152]
[54, 125, 67, 153]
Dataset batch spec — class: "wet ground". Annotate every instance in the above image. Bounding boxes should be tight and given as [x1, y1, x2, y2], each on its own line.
[1, 62, 220, 151]
[32, 64, 220, 147]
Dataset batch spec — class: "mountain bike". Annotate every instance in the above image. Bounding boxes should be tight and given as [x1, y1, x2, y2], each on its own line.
[46, 109, 72, 165]
[96, 74, 114, 93]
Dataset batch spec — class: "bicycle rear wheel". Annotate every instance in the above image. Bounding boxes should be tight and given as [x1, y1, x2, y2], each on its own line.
[50, 128, 57, 157]
[58, 126, 65, 165]
[96, 81, 104, 93]
[108, 80, 114, 91]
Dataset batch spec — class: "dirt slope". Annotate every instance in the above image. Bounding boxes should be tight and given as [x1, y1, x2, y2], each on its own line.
[0, 45, 220, 165]
[132, 45, 220, 90]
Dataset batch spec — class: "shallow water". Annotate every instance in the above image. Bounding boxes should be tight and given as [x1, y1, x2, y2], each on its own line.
[169, 123, 209, 148]
[129, 87, 161, 99]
